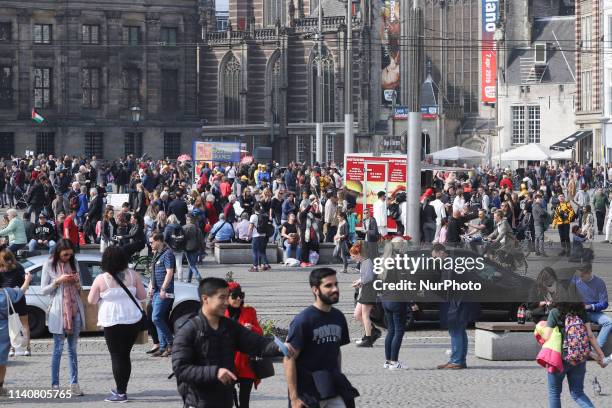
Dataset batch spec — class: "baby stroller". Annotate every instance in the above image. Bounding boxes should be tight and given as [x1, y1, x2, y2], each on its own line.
[13, 186, 28, 209]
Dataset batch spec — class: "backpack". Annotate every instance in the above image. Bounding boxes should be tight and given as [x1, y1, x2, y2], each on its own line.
[169, 225, 186, 251]
[255, 213, 273, 236]
[562, 314, 591, 366]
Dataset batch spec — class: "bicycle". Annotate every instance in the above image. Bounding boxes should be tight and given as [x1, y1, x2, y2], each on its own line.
[482, 238, 529, 276]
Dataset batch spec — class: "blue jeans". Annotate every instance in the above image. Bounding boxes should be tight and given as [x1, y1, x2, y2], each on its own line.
[28, 239, 56, 254]
[272, 219, 281, 244]
[251, 236, 269, 267]
[448, 324, 468, 366]
[587, 311, 612, 348]
[185, 250, 201, 283]
[51, 313, 81, 386]
[547, 361, 593, 408]
[152, 294, 174, 351]
[283, 241, 301, 260]
[382, 301, 407, 362]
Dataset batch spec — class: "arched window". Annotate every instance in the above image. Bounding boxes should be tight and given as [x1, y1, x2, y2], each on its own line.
[310, 47, 335, 122]
[270, 56, 281, 124]
[264, 0, 286, 27]
[222, 54, 241, 123]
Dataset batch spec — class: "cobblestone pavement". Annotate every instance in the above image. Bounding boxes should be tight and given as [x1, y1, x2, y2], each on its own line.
[3, 261, 612, 408]
[3, 205, 612, 407]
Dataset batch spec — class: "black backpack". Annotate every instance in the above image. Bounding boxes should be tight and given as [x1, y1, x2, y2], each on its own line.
[255, 213, 273, 236]
[169, 225, 186, 251]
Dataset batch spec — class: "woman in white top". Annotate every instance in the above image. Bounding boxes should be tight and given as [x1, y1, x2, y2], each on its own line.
[88, 246, 146, 403]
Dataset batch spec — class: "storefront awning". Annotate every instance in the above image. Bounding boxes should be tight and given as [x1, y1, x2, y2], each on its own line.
[550, 130, 592, 151]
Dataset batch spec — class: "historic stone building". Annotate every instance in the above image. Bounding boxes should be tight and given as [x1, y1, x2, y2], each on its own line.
[197, 0, 368, 164]
[0, 0, 201, 159]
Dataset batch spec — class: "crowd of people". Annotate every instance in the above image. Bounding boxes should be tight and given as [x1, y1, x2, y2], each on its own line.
[0, 153, 612, 406]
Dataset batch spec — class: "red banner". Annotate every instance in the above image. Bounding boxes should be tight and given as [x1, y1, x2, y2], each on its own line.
[481, 0, 499, 103]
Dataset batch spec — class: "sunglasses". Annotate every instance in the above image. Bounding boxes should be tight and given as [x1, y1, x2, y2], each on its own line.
[60, 252, 74, 257]
[230, 292, 244, 300]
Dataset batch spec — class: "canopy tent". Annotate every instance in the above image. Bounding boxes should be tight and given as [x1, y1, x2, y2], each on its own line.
[500, 144, 552, 161]
[430, 146, 485, 161]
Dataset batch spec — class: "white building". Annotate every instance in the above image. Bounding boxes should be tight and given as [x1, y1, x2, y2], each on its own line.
[496, 15, 577, 166]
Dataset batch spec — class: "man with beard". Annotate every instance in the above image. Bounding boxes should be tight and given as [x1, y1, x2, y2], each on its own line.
[284, 268, 359, 408]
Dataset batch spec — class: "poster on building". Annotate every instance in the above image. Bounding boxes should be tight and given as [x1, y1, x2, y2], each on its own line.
[192, 141, 241, 184]
[344, 154, 407, 231]
[481, 0, 499, 103]
[381, 0, 400, 104]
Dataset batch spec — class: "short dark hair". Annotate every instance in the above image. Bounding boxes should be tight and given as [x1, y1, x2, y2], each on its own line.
[198, 277, 229, 300]
[152, 232, 165, 242]
[309, 268, 337, 288]
[122, 202, 130, 208]
[101, 246, 129, 276]
[377, 191, 386, 198]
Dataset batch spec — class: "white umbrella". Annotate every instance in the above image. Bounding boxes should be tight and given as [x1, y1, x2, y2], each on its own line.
[500, 143, 552, 161]
[430, 146, 485, 160]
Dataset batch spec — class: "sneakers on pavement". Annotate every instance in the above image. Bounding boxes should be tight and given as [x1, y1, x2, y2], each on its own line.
[437, 363, 464, 370]
[383, 361, 391, 369]
[8, 347, 14, 357]
[355, 336, 373, 348]
[70, 383, 84, 396]
[388, 361, 406, 370]
[105, 390, 128, 403]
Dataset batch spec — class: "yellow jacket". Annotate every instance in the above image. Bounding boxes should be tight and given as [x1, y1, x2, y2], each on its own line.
[552, 202, 575, 226]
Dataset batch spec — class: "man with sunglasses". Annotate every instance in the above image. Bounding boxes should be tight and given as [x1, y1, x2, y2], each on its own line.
[172, 277, 293, 408]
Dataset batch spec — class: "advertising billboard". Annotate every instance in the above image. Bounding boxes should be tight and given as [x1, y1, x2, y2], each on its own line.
[481, 0, 499, 103]
[381, 0, 400, 104]
[345, 154, 407, 231]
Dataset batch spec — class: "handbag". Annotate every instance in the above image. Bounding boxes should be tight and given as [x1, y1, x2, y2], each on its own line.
[4, 289, 28, 349]
[110, 272, 147, 331]
[249, 355, 275, 379]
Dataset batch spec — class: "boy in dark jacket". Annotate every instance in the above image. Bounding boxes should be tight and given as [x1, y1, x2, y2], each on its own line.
[172, 278, 292, 408]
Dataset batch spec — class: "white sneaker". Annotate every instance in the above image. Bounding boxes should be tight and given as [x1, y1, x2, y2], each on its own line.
[383, 361, 391, 369]
[388, 361, 406, 370]
[8, 348, 14, 357]
[70, 383, 84, 396]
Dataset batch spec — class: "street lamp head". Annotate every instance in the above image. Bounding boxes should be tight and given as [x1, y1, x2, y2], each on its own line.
[131, 106, 141, 124]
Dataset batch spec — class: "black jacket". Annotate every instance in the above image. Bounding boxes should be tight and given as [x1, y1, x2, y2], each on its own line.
[172, 313, 280, 408]
[88, 195, 103, 222]
[27, 182, 45, 206]
[169, 199, 189, 225]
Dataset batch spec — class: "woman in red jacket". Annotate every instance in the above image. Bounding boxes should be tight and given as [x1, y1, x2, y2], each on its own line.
[224, 281, 263, 408]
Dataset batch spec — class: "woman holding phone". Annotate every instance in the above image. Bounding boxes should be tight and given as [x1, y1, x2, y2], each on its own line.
[40, 239, 85, 396]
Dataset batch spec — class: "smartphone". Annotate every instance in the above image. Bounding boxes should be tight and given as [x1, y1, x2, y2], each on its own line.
[274, 336, 290, 357]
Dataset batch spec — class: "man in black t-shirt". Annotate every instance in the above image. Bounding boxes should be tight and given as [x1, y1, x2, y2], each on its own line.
[284, 268, 358, 408]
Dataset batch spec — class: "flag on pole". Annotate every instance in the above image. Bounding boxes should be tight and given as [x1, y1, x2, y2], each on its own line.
[31, 109, 44, 124]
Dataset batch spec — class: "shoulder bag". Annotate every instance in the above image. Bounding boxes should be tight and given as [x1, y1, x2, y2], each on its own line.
[4, 288, 28, 349]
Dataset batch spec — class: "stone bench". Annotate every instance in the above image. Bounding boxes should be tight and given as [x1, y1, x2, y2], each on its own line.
[475, 321, 610, 361]
[278, 242, 338, 265]
[214, 242, 279, 264]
